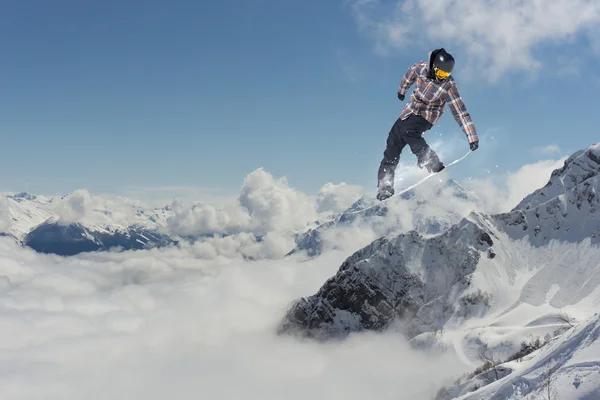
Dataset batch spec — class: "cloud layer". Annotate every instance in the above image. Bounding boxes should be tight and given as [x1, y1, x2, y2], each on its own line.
[349, 0, 600, 81]
[158, 169, 366, 259]
[164, 169, 365, 255]
[0, 239, 464, 400]
[52, 189, 151, 227]
[316, 182, 363, 214]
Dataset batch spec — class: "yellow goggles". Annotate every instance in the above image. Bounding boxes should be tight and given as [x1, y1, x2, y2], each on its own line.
[434, 66, 451, 79]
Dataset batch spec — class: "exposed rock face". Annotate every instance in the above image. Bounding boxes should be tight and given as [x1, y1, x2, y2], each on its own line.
[278, 217, 495, 339]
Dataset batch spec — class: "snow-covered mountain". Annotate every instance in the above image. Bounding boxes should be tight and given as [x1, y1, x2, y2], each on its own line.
[438, 313, 600, 399]
[1, 176, 481, 258]
[24, 218, 176, 256]
[288, 178, 480, 257]
[279, 144, 600, 338]
[0, 191, 179, 255]
[494, 143, 600, 247]
[278, 143, 600, 398]
[0, 192, 56, 242]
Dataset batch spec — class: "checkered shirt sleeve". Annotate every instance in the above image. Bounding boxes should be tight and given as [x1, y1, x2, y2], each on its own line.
[398, 63, 420, 96]
[445, 85, 478, 143]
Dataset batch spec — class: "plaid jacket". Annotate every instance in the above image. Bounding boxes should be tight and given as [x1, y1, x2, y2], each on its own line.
[398, 61, 478, 144]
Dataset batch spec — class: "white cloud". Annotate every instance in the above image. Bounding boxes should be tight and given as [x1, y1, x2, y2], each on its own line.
[238, 168, 317, 234]
[319, 223, 382, 255]
[163, 169, 325, 260]
[348, 0, 600, 82]
[52, 189, 101, 225]
[464, 157, 567, 213]
[503, 158, 568, 207]
[0, 237, 465, 399]
[167, 168, 319, 238]
[533, 144, 561, 156]
[316, 182, 363, 214]
[167, 199, 250, 236]
[180, 231, 297, 260]
[51, 189, 154, 228]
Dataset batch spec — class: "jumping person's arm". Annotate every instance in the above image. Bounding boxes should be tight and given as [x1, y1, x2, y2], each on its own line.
[398, 63, 421, 98]
[445, 84, 478, 145]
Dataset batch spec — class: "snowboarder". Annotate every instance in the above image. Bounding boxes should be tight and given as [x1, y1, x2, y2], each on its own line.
[376, 48, 479, 201]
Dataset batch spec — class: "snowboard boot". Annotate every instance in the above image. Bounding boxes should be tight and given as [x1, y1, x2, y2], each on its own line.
[377, 185, 394, 201]
[418, 156, 445, 173]
[417, 148, 445, 173]
[426, 160, 445, 173]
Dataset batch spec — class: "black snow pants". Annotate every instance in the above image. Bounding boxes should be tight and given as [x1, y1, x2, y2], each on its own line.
[377, 113, 441, 188]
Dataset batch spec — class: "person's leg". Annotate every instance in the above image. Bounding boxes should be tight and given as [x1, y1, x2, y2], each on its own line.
[377, 117, 407, 199]
[402, 116, 444, 172]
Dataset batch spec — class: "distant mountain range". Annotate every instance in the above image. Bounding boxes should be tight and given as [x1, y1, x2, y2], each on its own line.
[1, 175, 484, 258]
[0, 191, 178, 256]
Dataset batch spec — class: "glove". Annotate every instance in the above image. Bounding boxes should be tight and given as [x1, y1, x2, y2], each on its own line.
[470, 141, 479, 151]
[398, 92, 405, 101]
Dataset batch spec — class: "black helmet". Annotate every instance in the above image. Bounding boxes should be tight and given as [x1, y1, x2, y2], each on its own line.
[430, 48, 454, 80]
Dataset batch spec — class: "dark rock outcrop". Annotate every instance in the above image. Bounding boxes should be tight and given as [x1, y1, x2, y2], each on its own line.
[24, 221, 176, 256]
[278, 217, 495, 340]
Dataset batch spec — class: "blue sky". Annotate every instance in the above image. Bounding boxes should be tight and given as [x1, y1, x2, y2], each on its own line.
[1, 0, 599, 201]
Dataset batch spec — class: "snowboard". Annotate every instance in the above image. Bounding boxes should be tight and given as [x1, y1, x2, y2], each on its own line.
[385, 150, 471, 199]
[365, 150, 473, 211]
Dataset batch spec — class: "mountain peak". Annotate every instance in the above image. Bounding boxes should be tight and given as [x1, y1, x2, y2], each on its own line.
[8, 192, 38, 202]
[514, 142, 600, 212]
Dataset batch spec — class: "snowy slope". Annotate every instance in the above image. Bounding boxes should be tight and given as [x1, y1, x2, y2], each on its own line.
[425, 227, 600, 399]
[0, 192, 55, 241]
[441, 313, 600, 400]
